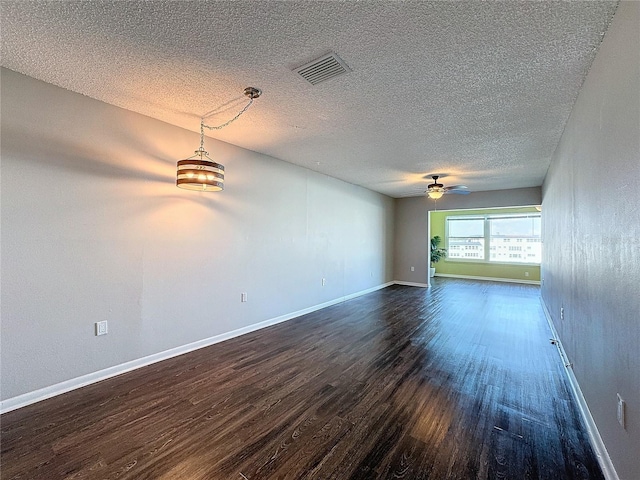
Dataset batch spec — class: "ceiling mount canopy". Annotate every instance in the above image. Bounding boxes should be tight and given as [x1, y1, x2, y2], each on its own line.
[176, 87, 262, 192]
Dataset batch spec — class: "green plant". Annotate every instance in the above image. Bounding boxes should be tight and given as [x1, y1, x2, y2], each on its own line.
[430, 236, 447, 266]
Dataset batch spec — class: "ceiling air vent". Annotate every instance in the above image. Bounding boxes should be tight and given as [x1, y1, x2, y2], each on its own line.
[294, 53, 351, 86]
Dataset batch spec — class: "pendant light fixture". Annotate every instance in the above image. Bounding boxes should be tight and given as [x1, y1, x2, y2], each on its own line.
[176, 87, 262, 192]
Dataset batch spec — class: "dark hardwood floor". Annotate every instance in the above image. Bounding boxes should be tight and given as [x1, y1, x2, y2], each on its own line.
[1, 279, 604, 479]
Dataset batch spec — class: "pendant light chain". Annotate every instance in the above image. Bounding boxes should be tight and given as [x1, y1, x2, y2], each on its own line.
[177, 86, 261, 192]
[201, 96, 255, 131]
[199, 120, 206, 152]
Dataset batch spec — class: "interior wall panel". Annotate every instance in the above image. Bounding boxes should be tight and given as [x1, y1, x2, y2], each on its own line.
[0, 68, 395, 402]
[541, 3, 640, 478]
[393, 188, 541, 284]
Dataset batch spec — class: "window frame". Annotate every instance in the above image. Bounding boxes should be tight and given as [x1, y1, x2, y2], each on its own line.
[444, 213, 541, 266]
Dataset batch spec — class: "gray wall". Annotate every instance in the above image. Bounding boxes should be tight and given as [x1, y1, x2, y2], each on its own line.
[394, 187, 541, 283]
[541, 3, 640, 479]
[0, 68, 395, 401]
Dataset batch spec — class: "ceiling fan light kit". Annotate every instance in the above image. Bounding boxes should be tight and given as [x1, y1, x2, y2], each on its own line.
[176, 87, 262, 192]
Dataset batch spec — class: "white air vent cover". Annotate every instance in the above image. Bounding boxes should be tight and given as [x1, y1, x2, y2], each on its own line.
[294, 53, 351, 85]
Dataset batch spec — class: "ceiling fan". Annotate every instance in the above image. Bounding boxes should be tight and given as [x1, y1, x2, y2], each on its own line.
[426, 175, 470, 199]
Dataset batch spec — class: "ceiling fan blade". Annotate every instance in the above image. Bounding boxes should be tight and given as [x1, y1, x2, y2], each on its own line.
[444, 189, 471, 195]
[426, 176, 469, 195]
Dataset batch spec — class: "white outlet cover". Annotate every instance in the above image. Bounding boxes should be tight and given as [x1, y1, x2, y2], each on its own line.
[95, 321, 108, 336]
[617, 393, 625, 428]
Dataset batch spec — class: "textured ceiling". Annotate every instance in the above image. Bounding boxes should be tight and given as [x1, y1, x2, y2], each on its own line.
[0, 1, 618, 198]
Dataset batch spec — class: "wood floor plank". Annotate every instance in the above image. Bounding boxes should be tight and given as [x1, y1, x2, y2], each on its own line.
[1, 279, 604, 479]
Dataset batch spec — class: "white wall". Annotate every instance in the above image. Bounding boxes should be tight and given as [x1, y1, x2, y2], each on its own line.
[0, 68, 395, 402]
[394, 187, 541, 284]
[541, 2, 640, 479]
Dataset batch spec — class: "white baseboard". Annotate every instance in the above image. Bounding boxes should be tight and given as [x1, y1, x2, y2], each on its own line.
[540, 299, 619, 480]
[435, 273, 541, 285]
[394, 281, 430, 288]
[0, 281, 394, 414]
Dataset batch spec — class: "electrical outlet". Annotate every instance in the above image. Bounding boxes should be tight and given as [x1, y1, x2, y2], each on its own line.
[410, 266, 415, 272]
[241, 292, 247, 302]
[617, 394, 625, 428]
[322, 278, 326, 286]
[560, 307, 564, 320]
[524, 271, 530, 277]
[95, 321, 108, 336]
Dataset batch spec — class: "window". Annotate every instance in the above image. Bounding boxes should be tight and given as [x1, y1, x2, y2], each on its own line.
[445, 213, 541, 264]
[447, 217, 485, 260]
